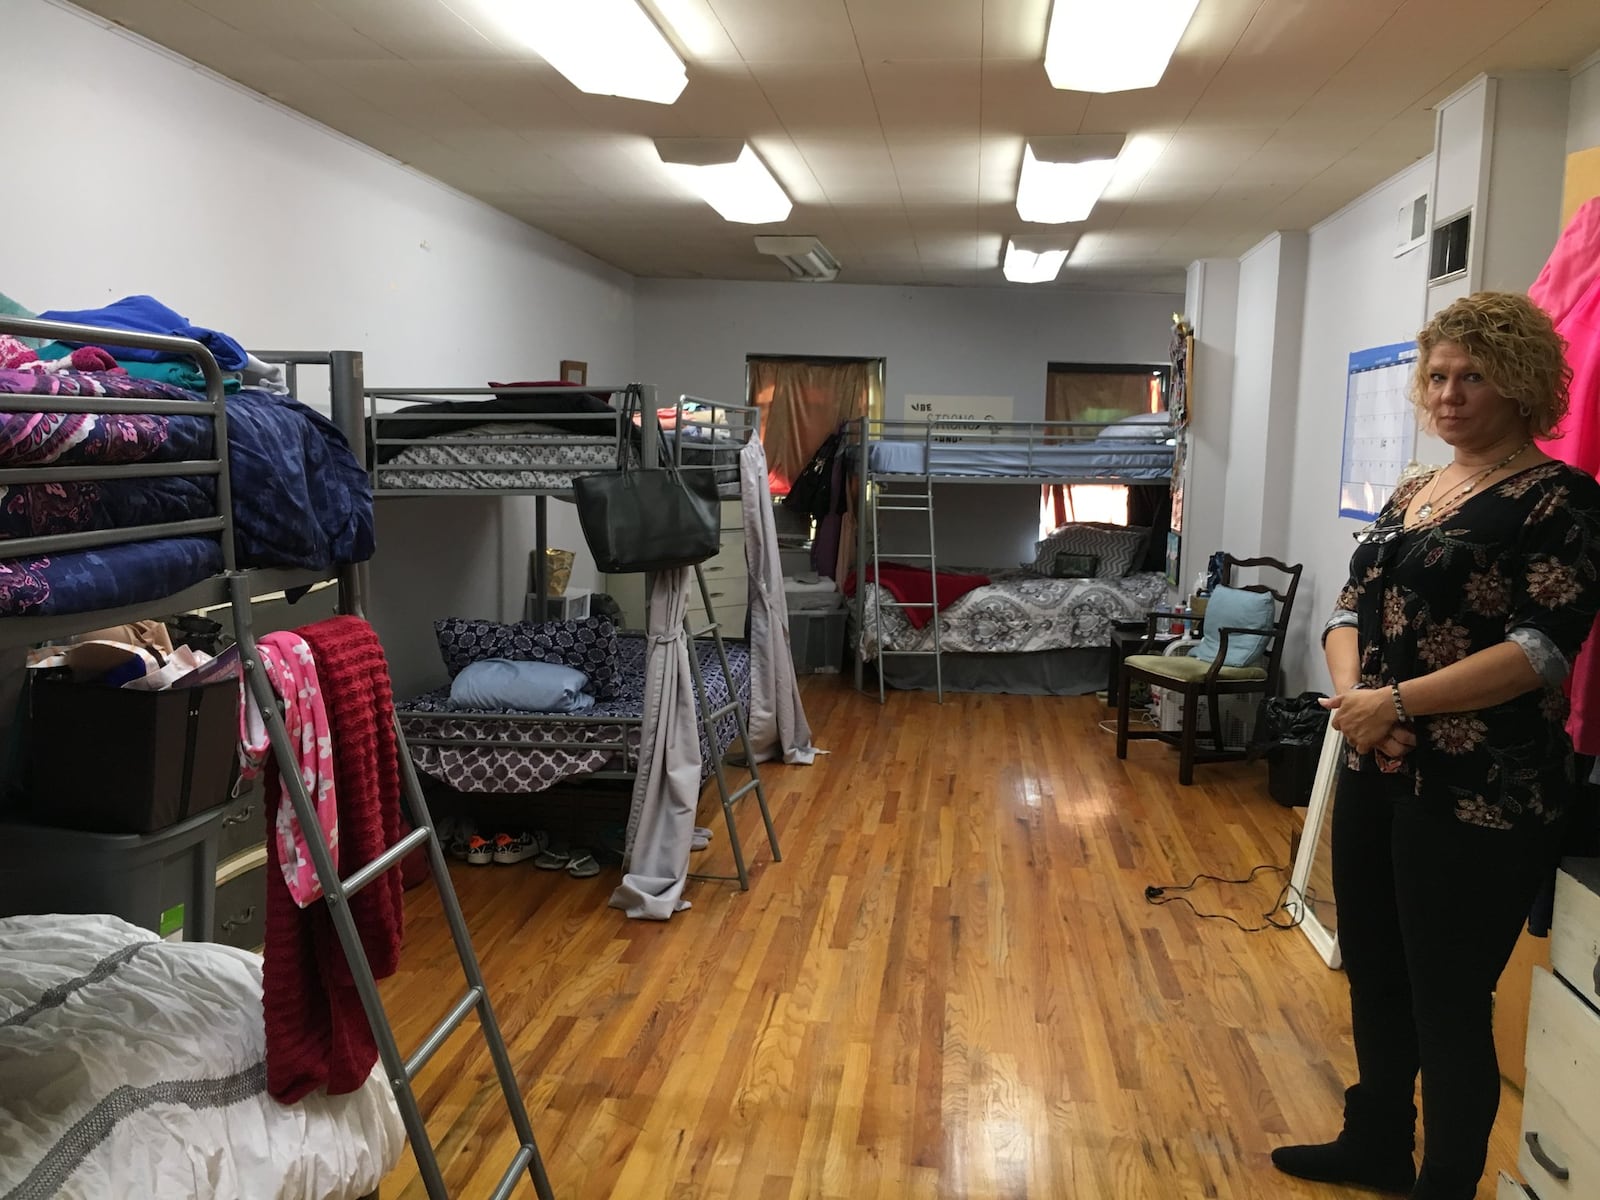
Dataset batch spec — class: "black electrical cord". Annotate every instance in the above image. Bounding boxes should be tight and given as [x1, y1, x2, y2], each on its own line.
[1142, 862, 1304, 932]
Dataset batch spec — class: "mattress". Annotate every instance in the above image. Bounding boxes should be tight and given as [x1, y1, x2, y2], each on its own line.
[0, 913, 404, 1200]
[375, 422, 742, 496]
[400, 635, 752, 794]
[858, 569, 1171, 657]
[852, 438, 1174, 481]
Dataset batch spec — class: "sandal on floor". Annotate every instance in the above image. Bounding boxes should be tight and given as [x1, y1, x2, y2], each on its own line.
[567, 853, 600, 879]
[534, 843, 572, 870]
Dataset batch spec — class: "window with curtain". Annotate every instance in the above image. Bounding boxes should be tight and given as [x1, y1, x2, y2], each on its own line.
[746, 356, 884, 495]
[1040, 363, 1168, 538]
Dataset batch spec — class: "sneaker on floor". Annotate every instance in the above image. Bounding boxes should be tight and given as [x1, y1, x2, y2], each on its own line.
[463, 834, 495, 866]
[492, 830, 547, 865]
[446, 824, 477, 861]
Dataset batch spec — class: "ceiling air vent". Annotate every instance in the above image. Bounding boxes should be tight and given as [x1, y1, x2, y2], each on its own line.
[754, 235, 841, 282]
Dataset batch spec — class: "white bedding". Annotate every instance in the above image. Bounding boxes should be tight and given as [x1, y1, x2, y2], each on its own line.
[0, 914, 404, 1200]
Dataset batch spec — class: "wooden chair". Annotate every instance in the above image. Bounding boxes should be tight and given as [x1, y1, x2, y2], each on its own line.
[1115, 554, 1303, 785]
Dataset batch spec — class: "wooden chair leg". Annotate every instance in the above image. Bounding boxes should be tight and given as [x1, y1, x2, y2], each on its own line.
[1179, 688, 1200, 785]
[1116, 666, 1132, 759]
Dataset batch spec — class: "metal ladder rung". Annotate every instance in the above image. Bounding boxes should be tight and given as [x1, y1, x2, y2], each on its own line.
[406, 986, 483, 1081]
[725, 778, 759, 803]
[489, 1147, 537, 1200]
[706, 700, 741, 723]
[342, 825, 430, 897]
[876, 504, 931, 512]
[882, 648, 942, 656]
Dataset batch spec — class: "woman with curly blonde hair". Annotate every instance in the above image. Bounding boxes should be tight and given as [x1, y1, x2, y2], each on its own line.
[1273, 292, 1600, 1199]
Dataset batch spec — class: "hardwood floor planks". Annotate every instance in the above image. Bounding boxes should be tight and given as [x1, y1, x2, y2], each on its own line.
[380, 681, 1523, 1198]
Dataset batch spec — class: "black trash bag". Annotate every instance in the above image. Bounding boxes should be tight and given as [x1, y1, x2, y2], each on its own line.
[1262, 691, 1330, 747]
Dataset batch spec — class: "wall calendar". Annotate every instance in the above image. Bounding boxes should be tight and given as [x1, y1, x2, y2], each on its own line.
[1339, 342, 1418, 521]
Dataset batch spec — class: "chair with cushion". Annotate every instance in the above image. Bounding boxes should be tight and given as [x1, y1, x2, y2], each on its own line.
[1115, 554, 1302, 785]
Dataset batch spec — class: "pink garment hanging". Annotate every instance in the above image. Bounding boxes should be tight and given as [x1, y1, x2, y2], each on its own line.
[1532, 197, 1600, 754]
[238, 630, 339, 906]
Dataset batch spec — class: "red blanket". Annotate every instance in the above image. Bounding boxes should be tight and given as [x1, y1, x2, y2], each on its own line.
[842, 563, 990, 629]
[264, 616, 405, 1103]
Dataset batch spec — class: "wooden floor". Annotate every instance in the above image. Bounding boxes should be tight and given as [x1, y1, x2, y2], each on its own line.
[378, 680, 1523, 1200]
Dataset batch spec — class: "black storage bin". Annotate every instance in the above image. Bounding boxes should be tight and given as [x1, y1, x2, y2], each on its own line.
[1267, 744, 1321, 808]
[28, 676, 237, 834]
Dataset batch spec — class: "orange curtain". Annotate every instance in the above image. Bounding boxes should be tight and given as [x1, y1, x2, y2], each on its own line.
[748, 358, 872, 495]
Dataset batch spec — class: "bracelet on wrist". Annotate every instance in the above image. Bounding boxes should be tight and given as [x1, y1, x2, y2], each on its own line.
[1390, 682, 1409, 723]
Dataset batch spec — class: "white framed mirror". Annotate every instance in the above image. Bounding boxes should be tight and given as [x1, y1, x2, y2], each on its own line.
[1286, 718, 1345, 969]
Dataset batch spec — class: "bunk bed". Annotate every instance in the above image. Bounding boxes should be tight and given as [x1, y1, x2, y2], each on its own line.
[362, 382, 782, 897]
[0, 318, 553, 1200]
[848, 412, 1175, 700]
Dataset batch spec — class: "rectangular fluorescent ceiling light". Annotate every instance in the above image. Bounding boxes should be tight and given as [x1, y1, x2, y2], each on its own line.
[656, 139, 792, 224]
[1003, 239, 1071, 283]
[489, 0, 687, 104]
[1016, 135, 1125, 224]
[1045, 0, 1200, 93]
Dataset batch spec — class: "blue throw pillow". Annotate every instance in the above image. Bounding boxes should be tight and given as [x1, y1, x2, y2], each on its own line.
[1191, 585, 1276, 668]
[449, 659, 596, 713]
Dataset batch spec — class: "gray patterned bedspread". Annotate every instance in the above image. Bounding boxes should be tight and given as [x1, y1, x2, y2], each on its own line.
[375, 422, 742, 495]
[399, 636, 751, 795]
[857, 569, 1171, 657]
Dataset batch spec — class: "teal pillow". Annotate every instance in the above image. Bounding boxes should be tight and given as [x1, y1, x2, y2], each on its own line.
[1191, 585, 1276, 667]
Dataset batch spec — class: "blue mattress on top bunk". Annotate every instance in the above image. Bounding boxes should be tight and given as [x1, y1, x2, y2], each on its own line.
[854, 438, 1174, 480]
[399, 636, 753, 795]
[0, 367, 375, 616]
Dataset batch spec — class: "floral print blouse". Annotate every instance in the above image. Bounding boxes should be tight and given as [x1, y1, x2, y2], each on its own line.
[1329, 460, 1600, 830]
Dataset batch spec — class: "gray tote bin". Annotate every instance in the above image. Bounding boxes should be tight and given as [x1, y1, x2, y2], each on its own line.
[0, 806, 224, 942]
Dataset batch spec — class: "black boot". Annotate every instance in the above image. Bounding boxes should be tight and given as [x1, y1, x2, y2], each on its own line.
[1271, 1086, 1417, 1195]
[1408, 1158, 1479, 1200]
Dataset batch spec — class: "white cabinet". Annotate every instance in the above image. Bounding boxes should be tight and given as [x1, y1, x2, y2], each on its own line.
[1509, 859, 1600, 1199]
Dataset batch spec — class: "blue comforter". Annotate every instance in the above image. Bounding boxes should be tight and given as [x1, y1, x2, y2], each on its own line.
[0, 374, 374, 616]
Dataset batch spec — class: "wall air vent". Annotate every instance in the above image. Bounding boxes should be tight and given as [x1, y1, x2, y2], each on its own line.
[753, 235, 841, 282]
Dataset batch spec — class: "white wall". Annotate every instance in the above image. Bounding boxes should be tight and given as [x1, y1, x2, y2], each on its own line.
[1222, 232, 1307, 562]
[634, 280, 1180, 566]
[1569, 52, 1600, 154]
[1180, 259, 1240, 593]
[1280, 158, 1434, 692]
[4, 0, 635, 696]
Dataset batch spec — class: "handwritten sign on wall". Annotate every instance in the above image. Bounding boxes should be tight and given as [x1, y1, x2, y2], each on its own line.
[903, 394, 1014, 442]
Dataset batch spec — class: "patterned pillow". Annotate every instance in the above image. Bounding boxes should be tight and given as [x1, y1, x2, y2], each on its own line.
[1049, 552, 1100, 579]
[1034, 524, 1150, 579]
[434, 615, 623, 699]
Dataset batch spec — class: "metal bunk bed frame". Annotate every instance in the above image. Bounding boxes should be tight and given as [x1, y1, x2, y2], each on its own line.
[0, 317, 553, 1200]
[363, 383, 780, 891]
[851, 413, 1176, 704]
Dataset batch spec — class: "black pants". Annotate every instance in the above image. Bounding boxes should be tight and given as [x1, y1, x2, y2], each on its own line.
[1331, 767, 1565, 1187]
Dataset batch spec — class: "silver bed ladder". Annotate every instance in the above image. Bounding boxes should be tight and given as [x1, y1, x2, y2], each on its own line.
[869, 424, 944, 703]
[680, 563, 781, 890]
[232, 570, 554, 1200]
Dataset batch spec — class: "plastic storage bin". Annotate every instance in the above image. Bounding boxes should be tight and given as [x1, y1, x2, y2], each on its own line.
[0, 806, 223, 941]
[28, 675, 236, 834]
[790, 608, 847, 674]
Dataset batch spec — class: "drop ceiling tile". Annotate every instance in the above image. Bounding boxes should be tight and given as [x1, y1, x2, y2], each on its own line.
[863, 61, 981, 136]
[645, 0, 746, 63]
[709, 0, 860, 61]
[188, 0, 398, 61]
[981, 0, 1050, 60]
[847, 0, 982, 61]
[746, 62, 879, 136]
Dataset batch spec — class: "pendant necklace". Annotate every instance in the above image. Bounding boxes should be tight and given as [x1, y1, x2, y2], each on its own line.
[1415, 441, 1531, 521]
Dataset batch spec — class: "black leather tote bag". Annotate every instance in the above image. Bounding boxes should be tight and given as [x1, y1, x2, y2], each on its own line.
[573, 387, 721, 574]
